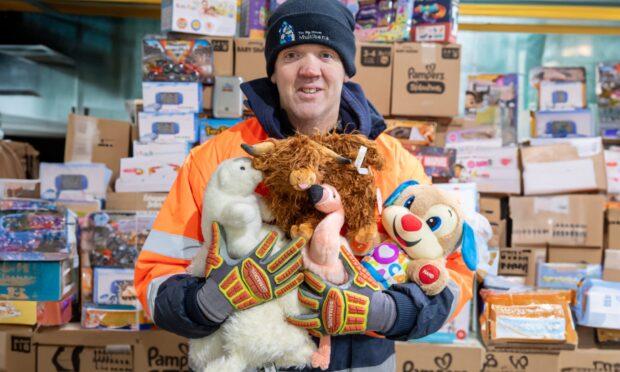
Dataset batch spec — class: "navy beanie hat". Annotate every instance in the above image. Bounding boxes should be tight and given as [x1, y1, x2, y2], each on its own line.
[265, 0, 357, 78]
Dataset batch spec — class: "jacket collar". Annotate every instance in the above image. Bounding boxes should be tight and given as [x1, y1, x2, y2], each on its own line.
[240, 78, 386, 140]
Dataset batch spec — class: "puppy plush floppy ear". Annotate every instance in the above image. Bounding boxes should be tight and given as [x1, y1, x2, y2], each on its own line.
[461, 222, 478, 271]
[384, 180, 419, 207]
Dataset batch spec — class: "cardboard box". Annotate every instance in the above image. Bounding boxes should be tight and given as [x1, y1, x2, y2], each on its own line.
[479, 196, 508, 224]
[510, 194, 606, 247]
[558, 348, 620, 371]
[105, 192, 168, 211]
[65, 114, 131, 183]
[395, 339, 483, 372]
[498, 247, 546, 286]
[3, 326, 35, 372]
[489, 219, 508, 248]
[607, 207, 620, 249]
[133, 141, 190, 158]
[522, 137, 606, 195]
[603, 249, 620, 281]
[391, 43, 461, 117]
[481, 351, 559, 372]
[352, 42, 393, 116]
[234, 38, 266, 82]
[204, 36, 234, 76]
[547, 246, 603, 265]
[134, 330, 189, 371]
[0, 178, 39, 199]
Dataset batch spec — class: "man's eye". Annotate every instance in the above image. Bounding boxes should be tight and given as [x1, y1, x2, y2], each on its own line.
[283, 52, 299, 60]
[320, 52, 335, 60]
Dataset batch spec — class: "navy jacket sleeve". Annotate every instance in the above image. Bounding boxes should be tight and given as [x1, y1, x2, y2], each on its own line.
[153, 274, 222, 339]
[381, 282, 454, 341]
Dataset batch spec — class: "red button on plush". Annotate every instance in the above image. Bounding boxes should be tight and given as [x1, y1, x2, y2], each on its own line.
[418, 264, 440, 285]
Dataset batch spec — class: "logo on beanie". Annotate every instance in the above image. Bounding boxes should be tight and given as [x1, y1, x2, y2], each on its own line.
[279, 21, 295, 45]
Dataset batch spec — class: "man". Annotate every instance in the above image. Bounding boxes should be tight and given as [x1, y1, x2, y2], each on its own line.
[134, 0, 473, 370]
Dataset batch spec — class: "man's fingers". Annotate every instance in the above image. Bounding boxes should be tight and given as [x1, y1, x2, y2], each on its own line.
[274, 272, 304, 298]
[274, 254, 303, 285]
[304, 270, 328, 294]
[266, 236, 305, 273]
[287, 313, 321, 330]
[254, 230, 279, 260]
[297, 287, 321, 311]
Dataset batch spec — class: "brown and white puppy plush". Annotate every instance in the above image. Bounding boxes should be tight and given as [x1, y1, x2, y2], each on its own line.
[380, 181, 478, 295]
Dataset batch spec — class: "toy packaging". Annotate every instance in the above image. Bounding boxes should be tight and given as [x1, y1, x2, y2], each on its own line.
[161, 0, 237, 36]
[415, 300, 471, 343]
[539, 81, 586, 111]
[138, 111, 197, 143]
[0, 205, 77, 261]
[142, 82, 203, 113]
[196, 117, 242, 143]
[466, 73, 519, 144]
[451, 146, 521, 194]
[115, 154, 185, 193]
[0, 293, 74, 326]
[596, 62, 620, 135]
[93, 267, 136, 306]
[400, 144, 456, 178]
[537, 262, 602, 290]
[0, 179, 39, 199]
[574, 278, 620, 330]
[142, 38, 214, 84]
[0, 257, 78, 301]
[479, 290, 577, 349]
[411, 0, 459, 43]
[82, 211, 156, 268]
[133, 140, 191, 158]
[352, 0, 414, 42]
[81, 303, 152, 330]
[605, 149, 620, 194]
[39, 163, 112, 202]
[239, 0, 269, 38]
[533, 109, 594, 138]
[384, 119, 436, 146]
[530, 66, 586, 86]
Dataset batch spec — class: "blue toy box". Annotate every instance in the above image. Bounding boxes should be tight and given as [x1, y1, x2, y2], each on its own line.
[0, 256, 78, 301]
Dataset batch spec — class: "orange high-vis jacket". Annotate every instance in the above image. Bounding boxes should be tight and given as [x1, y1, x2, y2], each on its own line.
[134, 117, 473, 325]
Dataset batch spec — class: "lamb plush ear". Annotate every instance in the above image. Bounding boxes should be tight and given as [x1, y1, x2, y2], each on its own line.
[384, 180, 419, 207]
[461, 222, 478, 271]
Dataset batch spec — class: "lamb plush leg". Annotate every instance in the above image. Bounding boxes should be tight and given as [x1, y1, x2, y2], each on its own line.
[188, 331, 225, 372]
[311, 336, 331, 370]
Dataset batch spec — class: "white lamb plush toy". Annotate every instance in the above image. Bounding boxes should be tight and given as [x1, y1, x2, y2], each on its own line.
[188, 157, 316, 372]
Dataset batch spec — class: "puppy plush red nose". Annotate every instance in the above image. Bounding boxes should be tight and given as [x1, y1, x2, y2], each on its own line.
[401, 214, 422, 232]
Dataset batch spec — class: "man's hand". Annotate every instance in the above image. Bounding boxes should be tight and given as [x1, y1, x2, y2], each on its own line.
[287, 247, 382, 337]
[204, 222, 305, 311]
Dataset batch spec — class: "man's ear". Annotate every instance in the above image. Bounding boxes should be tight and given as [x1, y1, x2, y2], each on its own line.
[344, 75, 350, 83]
[271, 74, 277, 84]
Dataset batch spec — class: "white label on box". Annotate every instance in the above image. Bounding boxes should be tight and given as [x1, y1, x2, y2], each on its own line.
[70, 116, 99, 162]
[605, 150, 620, 194]
[415, 25, 446, 42]
[587, 289, 620, 315]
[524, 159, 596, 194]
[534, 195, 570, 214]
[605, 250, 620, 270]
[495, 316, 566, 341]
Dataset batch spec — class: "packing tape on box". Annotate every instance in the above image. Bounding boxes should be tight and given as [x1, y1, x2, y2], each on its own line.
[71, 116, 100, 162]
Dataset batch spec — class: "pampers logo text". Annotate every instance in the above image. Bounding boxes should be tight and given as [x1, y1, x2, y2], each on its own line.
[406, 64, 446, 94]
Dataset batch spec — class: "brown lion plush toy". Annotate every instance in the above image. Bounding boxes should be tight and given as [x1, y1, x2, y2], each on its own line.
[242, 132, 384, 254]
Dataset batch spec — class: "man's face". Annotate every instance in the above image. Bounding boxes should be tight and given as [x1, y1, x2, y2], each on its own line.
[271, 44, 349, 130]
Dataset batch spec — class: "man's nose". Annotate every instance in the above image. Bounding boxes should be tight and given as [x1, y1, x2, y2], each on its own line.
[298, 55, 321, 77]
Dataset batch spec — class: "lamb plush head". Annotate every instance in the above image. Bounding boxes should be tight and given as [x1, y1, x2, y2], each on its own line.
[214, 157, 263, 197]
[382, 181, 478, 271]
